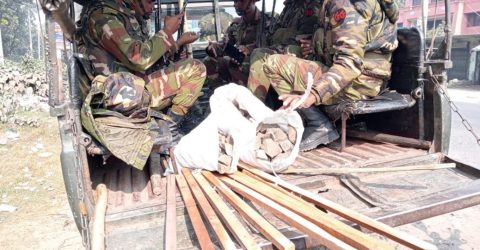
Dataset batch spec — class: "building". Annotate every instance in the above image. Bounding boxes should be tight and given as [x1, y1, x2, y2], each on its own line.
[397, 0, 480, 83]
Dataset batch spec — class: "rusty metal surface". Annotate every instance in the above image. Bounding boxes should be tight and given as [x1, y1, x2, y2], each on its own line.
[94, 139, 428, 217]
[92, 139, 480, 248]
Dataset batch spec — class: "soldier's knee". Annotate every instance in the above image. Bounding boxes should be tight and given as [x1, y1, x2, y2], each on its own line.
[191, 59, 207, 74]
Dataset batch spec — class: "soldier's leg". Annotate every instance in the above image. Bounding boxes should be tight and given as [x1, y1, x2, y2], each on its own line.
[262, 54, 327, 96]
[263, 54, 338, 151]
[147, 58, 206, 115]
[247, 48, 278, 101]
[203, 56, 230, 88]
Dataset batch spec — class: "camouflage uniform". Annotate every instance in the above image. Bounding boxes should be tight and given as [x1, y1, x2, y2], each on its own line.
[248, 0, 399, 105]
[77, 0, 206, 169]
[248, 0, 322, 100]
[77, 0, 206, 115]
[203, 7, 272, 86]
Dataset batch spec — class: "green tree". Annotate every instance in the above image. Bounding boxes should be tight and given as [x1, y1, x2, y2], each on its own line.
[0, 0, 40, 62]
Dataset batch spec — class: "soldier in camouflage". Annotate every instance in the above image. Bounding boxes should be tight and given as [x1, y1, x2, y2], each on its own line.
[247, 0, 322, 102]
[75, 0, 206, 169]
[77, 0, 206, 118]
[249, 0, 399, 151]
[203, 0, 272, 87]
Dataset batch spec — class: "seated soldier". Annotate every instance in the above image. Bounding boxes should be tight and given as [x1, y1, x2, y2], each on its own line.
[203, 0, 273, 87]
[77, 0, 206, 132]
[247, 0, 322, 101]
[249, 0, 399, 151]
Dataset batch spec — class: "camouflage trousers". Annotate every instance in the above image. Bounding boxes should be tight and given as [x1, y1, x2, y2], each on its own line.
[147, 58, 206, 115]
[248, 54, 385, 105]
[203, 56, 250, 88]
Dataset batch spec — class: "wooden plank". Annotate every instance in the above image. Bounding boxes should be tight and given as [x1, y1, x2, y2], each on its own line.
[91, 184, 108, 250]
[165, 174, 177, 250]
[241, 164, 437, 250]
[282, 163, 456, 175]
[217, 174, 354, 250]
[186, 169, 259, 250]
[202, 171, 295, 250]
[347, 129, 432, 150]
[176, 173, 215, 250]
[182, 169, 236, 250]
[149, 153, 163, 195]
[228, 171, 393, 250]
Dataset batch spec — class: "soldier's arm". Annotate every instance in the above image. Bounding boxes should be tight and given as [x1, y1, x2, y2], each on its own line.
[311, 2, 369, 104]
[90, 13, 176, 72]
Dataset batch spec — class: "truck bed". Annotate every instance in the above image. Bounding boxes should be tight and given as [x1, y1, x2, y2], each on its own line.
[90, 139, 480, 249]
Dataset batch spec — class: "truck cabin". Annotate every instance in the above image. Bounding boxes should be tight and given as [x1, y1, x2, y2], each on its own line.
[47, 0, 480, 248]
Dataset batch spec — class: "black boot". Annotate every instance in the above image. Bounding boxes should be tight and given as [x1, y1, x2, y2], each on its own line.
[297, 106, 339, 151]
[167, 109, 185, 145]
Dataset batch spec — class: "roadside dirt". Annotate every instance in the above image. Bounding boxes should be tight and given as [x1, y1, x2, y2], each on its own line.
[0, 111, 478, 250]
[0, 111, 82, 250]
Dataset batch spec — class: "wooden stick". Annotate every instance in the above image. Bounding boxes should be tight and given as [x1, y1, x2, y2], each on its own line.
[182, 169, 236, 250]
[217, 174, 354, 250]
[165, 175, 177, 250]
[228, 171, 393, 250]
[240, 163, 437, 250]
[187, 169, 259, 249]
[203, 171, 295, 250]
[347, 129, 432, 149]
[176, 173, 215, 250]
[281, 163, 455, 175]
[149, 153, 163, 195]
[91, 184, 108, 250]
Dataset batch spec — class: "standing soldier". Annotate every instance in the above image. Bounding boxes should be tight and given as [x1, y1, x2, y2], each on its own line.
[247, 0, 322, 101]
[249, 0, 399, 151]
[203, 0, 272, 87]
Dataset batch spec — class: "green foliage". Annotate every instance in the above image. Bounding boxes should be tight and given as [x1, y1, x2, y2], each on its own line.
[0, 0, 40, 62]
[19, 54, 46, 74]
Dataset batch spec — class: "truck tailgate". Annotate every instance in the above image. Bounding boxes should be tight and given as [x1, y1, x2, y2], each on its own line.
[92, 139, 480, 248]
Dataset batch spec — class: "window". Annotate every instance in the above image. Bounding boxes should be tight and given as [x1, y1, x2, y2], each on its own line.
[397, 22, 404, 28]
[155, 2, 237, 50]
[412, 0, 421, 6]
[467, 13, 480, 27]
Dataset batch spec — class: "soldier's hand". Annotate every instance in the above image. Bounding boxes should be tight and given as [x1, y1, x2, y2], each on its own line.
[206, 42, 219, 58]
[178, 32, 199, 46]
[238, 46, 250, 56]
[279, 93, 316, 110]
[164, 13, 184, 36]
[300, 39, 313, 59]
[40, 0, 70, 13]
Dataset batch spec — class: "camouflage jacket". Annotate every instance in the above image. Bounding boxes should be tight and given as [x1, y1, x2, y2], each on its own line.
[77, 0, 176, 78]
[224, 7, 273, 53]
[267, 0, 322, 47]
[311, 0, 399, 104]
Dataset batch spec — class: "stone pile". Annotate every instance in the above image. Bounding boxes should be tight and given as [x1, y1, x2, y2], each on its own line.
[0, 64, 49, 126]
[255, 124, 296, 162]
[218, 133, 234, 174]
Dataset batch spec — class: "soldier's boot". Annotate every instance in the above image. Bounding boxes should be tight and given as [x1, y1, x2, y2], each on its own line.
[166, 109, 185, 145]
[297, 107, 339, 151]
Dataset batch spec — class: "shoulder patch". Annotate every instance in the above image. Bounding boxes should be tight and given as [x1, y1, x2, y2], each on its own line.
[305, 8, 315, 17]
[333, 8, 347, 23]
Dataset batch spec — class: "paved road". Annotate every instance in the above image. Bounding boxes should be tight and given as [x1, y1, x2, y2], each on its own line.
[395, 84, 480, 250]
[447, 84, 480, 168]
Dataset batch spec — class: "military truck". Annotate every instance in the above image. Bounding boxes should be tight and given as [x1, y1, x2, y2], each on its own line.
[43, 0, 480, 248]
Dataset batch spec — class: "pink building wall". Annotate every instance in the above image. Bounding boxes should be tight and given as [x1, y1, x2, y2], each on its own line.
[398, 0, 480, 36]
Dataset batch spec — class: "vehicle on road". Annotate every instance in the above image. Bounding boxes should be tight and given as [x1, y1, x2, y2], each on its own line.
[44, 0, 480, 248]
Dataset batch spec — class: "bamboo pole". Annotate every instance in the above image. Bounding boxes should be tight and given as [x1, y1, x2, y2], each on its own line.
[281, 163, 455, 175]
[91, 184, 108, 250]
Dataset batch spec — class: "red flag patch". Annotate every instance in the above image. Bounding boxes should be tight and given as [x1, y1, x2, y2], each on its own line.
[333, 8, 347, 23]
